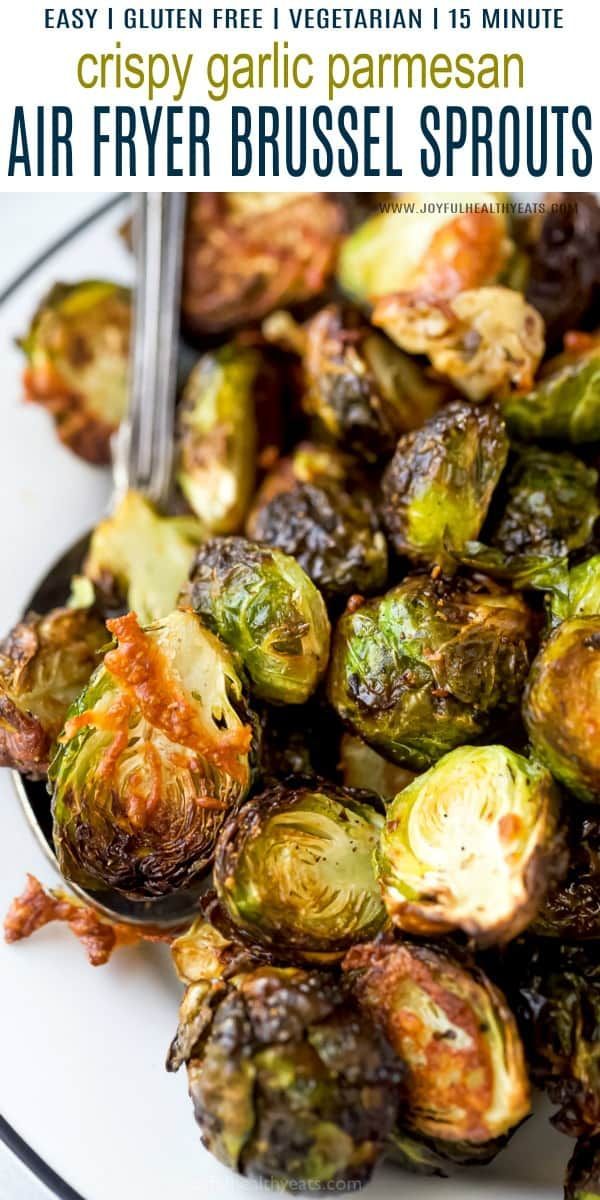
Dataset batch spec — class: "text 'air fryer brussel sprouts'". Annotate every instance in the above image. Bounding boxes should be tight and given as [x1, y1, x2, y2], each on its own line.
[344, 940, 530, 1155]
[524, 192, 600, 349]
[502, 331, 600, 445]
[51, 609, 257, 898]
[183, 537, 330, 705]
[213, 783, 386, 960]
[83, 489, 204, 624]
[20, 280, 131, 464]
[565, 1136, 600, 1200]
[182, 192, 345, 335]
[381, 400, 509, 569]
[376, 744, 563, 944]
[535, 807, 600, 940]
[0, 607, 106, 778]
[524, 617, 600, 803]
[328, 574, 536, 771]
[167, 965, 403, 1186]
[176, 343, 280, 534]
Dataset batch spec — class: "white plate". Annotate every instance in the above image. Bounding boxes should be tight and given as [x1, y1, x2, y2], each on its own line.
[0, 198, 571, 1200]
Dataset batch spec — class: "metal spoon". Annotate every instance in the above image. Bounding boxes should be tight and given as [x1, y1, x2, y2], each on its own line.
[13, 192, 203, 929]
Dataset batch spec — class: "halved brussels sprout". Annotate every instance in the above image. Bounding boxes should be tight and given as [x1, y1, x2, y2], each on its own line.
[167, 964, 403, 1186]
[0, 607, 106, 778]
[20, 281, 130, 464]
[339, 733, 416, 801]
[373, 287, 545, 402]
[376, 745, 563, 944]
[183, 537, 330, 705]
[182, 192, 345, 335]
[344, 940, 530, 1148]
[249, 476, 388, 602]
[523, 617, 600, 803]
[170, 911, 268, 988]
[327, 575, 536, 771]
[535, 807, 600, 940]
[246, 440, 356, 532]
[525, 192, 600, 349]
[176, 344, 280, 534]
[568, 555, 600, 617]
[502, 332, 600, 444]
[83, 490, 204, 624]
[50, 609, 257, 898]
[381, 401, 509, 569]
[213, 783, 386, 960]
[565, 1136, 600, 1200]
[338, 196, 511, 304]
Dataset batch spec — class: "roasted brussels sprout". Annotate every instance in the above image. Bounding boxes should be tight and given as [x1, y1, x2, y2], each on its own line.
[525, 192, 600, 349]
[265, 304, 447, 463]
[376, 744, 563, 944]
[339, 733, 416, 801]
[20, 281, 130, 464]
[183, 537, 330, 705]
[176, 344, 280, 534]
[170, 910, 269, 988]
[83, 490, 204, 624]
[213, 783, 386, 960]
[327, 575, 536, 771]
[524, 617, 600, 803]
[567, 555, 600, 617]
[338, 197, 511, 304]
[373, 287, 545, 402]
[505, 941, 600, 1136]
[385, 1131, 448, 1176]
[565, 1136, 600, 1200]
[249, 475, 388, 602]
[182, 192, 345, 335]
[381, 400, 509, 569]
[535, 807, 600, 940]
[246, 440, 356, 530]
[344, 940, 530, 1150]
[0, 607, 106, 778]
[50, 609, 257, 898]
[167, 964, 403, 1186]
[502, 332, 600, 445]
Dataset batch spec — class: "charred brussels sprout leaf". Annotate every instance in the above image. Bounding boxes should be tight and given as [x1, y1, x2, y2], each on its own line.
[344, 940, 530, 1149]
[339, 733, 416, 801]
[182, 192, 345, 335]
[214, 783, 386, 960]
[327, 575, 536, 771]
[502, 332, 600, 445]
[20, 280, 130, 464]
[535, 807, 600, 940]
[381, 401, 509, 569]
[376, 745, 563, 944]
[168, 965, 403, 1186]
[184, 537, 330, 705]
[568, 556, 600, 618]
[83, 490, 204, 624]
[565, 1136, 600, 1200]
[0, 607, 106, 778]
[525, 192, 600, 349]
[176, 344, 279, 534]
[51, 609, 256, 899]
[250, 477, 388, 602]
[524, 617, 600, 803]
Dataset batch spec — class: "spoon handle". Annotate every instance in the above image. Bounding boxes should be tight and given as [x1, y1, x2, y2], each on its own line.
[114, 192, 186, 508]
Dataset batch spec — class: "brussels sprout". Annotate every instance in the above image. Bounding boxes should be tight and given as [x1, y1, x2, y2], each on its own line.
[171, 911, 269, 988]
[374, 287, 545, 402]
[381, 401, 509, 569]
[525, 192, 600, 349]
[83, 490, 204, 624]
[385, 1131, 448, 1176]
[524, 617, 600, 803]
[167, 964, 403, 1186]
[535, 807, 600, 940]
[327, 575, 536, 771]
[344, 940, 530, 1148]
[182, 192, 345, 335]
[176, 344, 280, 534]
[339, 733, 416, 801]
[505, 941, 600, 1136]
[568, 556, 600, 617]
[183, 537, 330, 705]
[338, 197, 511, 304]
[214, 783, 386, 960]
[502, 332, 600, 445]
[20, 281, 130, 464]
[565, 1136, 600, 1200]
[249, 476, 388, 602]
[50, 609, 257, 899]
[376, 744, 563, 944]
[0, 607, 106, 778]
[265, 304, 448, 463]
